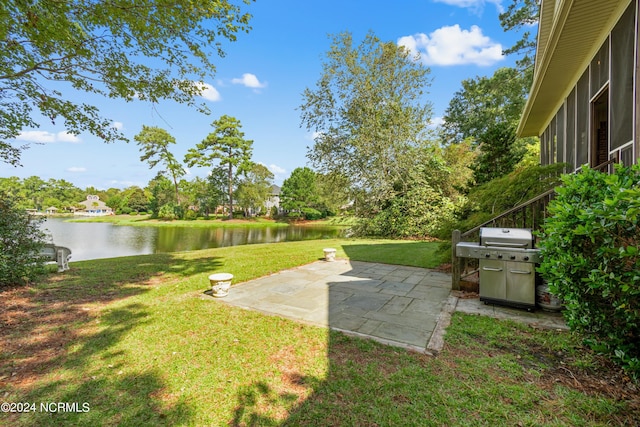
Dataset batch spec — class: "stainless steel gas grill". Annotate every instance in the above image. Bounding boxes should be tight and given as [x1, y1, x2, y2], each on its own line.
[456, 227, 541, 310]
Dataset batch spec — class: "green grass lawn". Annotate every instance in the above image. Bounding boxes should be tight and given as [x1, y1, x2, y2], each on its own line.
[1, 239, 637, 426]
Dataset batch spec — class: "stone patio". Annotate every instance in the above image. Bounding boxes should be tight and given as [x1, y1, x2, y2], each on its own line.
[210, 259, 567, 354]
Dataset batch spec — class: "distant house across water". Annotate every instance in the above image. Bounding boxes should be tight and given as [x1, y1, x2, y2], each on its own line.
[75, 195, 113, 216]
[265, 185, 281, 216]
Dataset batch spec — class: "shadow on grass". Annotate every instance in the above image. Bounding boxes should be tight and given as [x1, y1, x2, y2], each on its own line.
[0, 252, 223, 426]
[224, 255, 640, 426]
[7, 303, 194, 425]
[226, 258, 446, 425]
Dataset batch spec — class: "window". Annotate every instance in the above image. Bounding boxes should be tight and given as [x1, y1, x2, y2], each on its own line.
[620, 145, 633, 166]
[590, 38, 609, 95]
[541, 124, 548, 165]
[576, 70, 589, 167]
[611, 2, 635, 150]
[550, 116, 557, 164]
[556, 104, 565, 165]
[566, 88, 576, 171]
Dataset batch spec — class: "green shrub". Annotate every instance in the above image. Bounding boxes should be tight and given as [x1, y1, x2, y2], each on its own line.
[158, 203, 182, 220]
[0, 192, 48, 286]
[357, 186, 459, 238]
[537, 164, 640, 376]
[438, 163, 565, 239]
[184, 209, 198, 220]
[301, 207, 323, 220]
[287, 212, 302, 221]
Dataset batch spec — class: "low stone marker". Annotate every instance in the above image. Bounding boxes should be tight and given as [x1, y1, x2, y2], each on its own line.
[323, 248, 337, 262]
[209, 273, 233, 298]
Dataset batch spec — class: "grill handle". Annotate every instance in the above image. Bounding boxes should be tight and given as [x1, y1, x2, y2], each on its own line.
[483, 241, 530, 248]
[510, 269, 532, 275]
[482, 266, 503, 272]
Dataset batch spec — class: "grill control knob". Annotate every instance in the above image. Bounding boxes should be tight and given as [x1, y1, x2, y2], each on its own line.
[485, 253, 491, 258]
[510, 255, 516, 260]
[497, 254, 503, 259]
[523, 256, 529, 261]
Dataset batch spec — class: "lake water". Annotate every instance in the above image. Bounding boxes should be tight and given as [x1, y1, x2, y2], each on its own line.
[41, 217, 347, 262]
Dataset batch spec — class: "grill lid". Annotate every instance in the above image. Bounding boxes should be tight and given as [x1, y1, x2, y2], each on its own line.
[479, 227, 533, 249]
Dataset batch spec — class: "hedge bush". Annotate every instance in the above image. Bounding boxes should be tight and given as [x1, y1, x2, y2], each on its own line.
[537, 164, 640, 376]
[158, 203, 184, 220]
[357, 185, 459, 238]
[0, 192, 48, 286]
[301, 207, 323, 220]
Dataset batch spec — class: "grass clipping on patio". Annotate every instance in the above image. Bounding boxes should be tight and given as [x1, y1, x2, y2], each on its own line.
[0, 239, 638, 426]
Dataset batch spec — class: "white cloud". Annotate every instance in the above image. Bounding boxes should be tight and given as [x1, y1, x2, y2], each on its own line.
[433, 0, 504, 14]
[56, 131, 81, 143]
[232, 73, 267, 89]
[111, 121, 124, 130]
[257, 161, 286, 176]
[398, 25, 503, 66]
[306, 131, 322, 141]
[67, 166, 87, 173]
[429, 116, 445, 128]
[198, 82, 222, 102]
[268, 164, 286, 175]
[16, 131, 56, 143]
[16, 130, 82, 143]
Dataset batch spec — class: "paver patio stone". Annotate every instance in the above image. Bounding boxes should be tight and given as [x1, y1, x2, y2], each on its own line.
[212, 259, 567, 353]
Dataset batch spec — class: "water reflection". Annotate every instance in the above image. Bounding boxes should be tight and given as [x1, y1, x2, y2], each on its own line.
[41, 218, 346, 262]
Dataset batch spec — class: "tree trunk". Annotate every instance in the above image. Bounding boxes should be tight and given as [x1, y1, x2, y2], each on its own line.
[172, 175, 180, 205]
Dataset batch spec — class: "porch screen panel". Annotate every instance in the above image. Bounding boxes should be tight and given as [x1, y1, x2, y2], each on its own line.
[611, 2, 635, 150]
[590, 38, 609, 95]
[556, 104, 565, 165]
[550, 116, 557, 164]
[576, 70, 589, 167]
[621, 145, 633, 166]
[540, 124, 548, 165]
[566, 88, 576, 171]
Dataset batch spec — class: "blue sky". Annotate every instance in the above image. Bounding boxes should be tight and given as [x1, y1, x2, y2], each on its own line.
[1, 0, 530, 189]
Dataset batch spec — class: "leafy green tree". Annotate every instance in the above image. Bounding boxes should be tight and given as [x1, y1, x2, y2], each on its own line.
[178, 174, 224, 218]
[135, 126, 186, 203]
[281, 167, 319, 212]
[0, 0, 253, 166]
[184, 115, 253, 219]
[357, 145, 467, 238]
[22, 175, 46, 210]
[441, 67, 533, 184]
[236, 163, 274, 216]
[146, 174, 174, 218]
[125, 187, 149, 213]
[499, 0, 540, 78]
[106, 193, 126, 213]
[0, 191, 48, 286]
[45, 178, 83, 208]
[208, 166, 232, 216]
[299, 31, 433, 209]
[316, 172, 351, 216]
